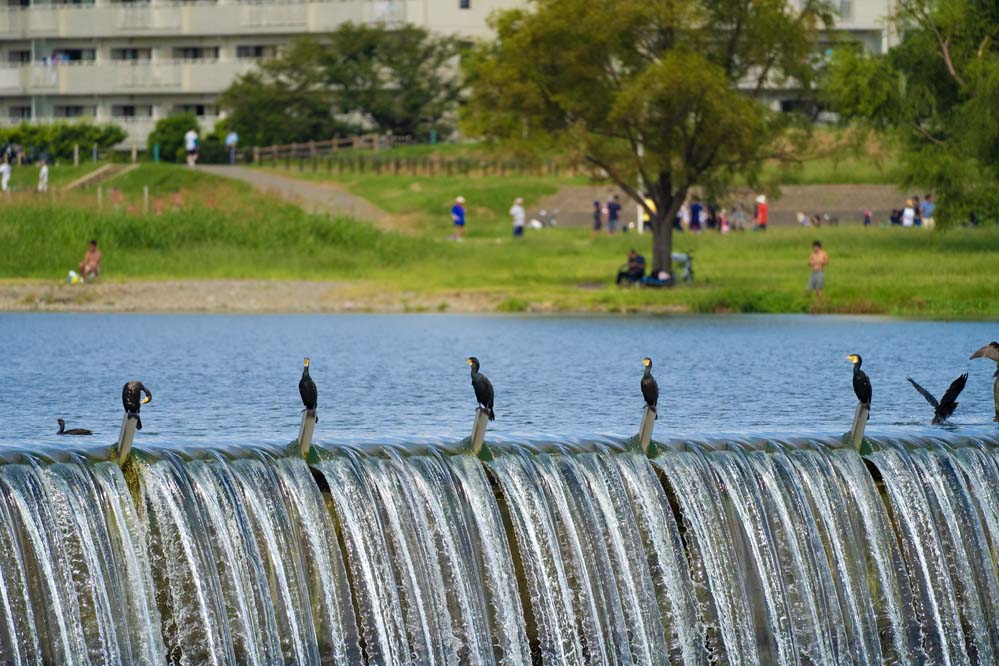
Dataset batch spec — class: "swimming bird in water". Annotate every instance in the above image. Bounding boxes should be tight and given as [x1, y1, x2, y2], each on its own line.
[467, 357, 495, 420]
[56, 418, 91, 436]
[122, 381, 152, 430]
[907, 373, 968, 424]
[299, 357, 318, 422]
[641, 357, 659, 419]
[970, 342, 999, 421]
[848, 354, 872, 409]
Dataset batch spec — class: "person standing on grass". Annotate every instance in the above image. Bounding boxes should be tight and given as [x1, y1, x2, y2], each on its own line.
[510, 197, 525, 238]
[863, 209, 872, 226]
[921, 194, 935, 229]
[591, 200, 603, 238]
[607, 194, 622, 235]
[184, 128, 199, 168]
[807, 240, 829, 299]
[37, 159, 48, 193]
[902, 199, 915, 227]
[690, 197, 703, 233]
[0, 159, 10, 193]
[451, 196, 466, 240]
[225, 130, 239, 165]
[754, 194, 768, 231]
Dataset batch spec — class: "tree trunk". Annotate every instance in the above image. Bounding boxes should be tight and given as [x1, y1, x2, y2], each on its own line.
[649, 196, 684, 277]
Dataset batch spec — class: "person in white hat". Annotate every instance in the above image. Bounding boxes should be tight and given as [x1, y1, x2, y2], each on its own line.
[451, 196, 466, 239]
[754, 194, 768, 231]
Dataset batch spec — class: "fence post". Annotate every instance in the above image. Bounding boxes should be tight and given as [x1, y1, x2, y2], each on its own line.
[131, 143, 137, 164]
[92, 144, 98, 162]
[97, 186, 103, 211]
[143, 186, 149, 215]
[73, 144, 79, 166]
[253, 146, 260, 163]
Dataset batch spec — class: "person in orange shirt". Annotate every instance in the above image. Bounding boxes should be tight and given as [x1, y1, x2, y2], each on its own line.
[754, 194, 768, 230]
[807, 240, 828, 299]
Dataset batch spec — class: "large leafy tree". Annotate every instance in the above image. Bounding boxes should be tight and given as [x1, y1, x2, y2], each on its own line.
[463, 0, 831, 274]
[220, 23, 462, 146]
[825, 0, 999, 224]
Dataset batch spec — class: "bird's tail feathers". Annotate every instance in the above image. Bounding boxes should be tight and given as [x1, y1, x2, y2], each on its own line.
[488, 408, 495, 421]
[136, 415, 143, 431]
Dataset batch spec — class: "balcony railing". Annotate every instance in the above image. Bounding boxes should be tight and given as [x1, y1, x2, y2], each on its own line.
[0, 1, 405, 40]
[0, 60, 257, 95]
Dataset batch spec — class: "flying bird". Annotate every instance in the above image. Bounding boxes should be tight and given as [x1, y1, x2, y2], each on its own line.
[848, 354, 872, 409]
[299, 357, 318, 422]
[970, 342, 999, 421]
[641, 357, 659, 419]
[56, 418, 91, 436]
[907, 374, 968, 424]
[122, 381, 152, 430]
[467, 357, 495, 420]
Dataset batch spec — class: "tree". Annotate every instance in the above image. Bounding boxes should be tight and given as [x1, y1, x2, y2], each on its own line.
[219, 23, 463, 146]
[824, 0, 999, 225]
[147, 112, 199, 163]
[463, 0, 831, 274]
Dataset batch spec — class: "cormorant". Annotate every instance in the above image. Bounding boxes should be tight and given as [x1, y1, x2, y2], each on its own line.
[467, 357, 495, 420]
[848, 354, 872, 409]
[970, 342, 999, 421]
[907, 373, 968, 424]
[122, 381, 152, 430]
[56, 419, 92, 436]
[641, 357, 659, 419]
[299, 357, 318, 422]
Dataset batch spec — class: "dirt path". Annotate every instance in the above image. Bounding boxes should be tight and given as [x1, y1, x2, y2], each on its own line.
[200, 166, 387, 223]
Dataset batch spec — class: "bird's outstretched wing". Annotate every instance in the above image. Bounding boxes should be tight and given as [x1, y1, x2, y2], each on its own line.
[907, 377, 939, 408]
[940, 373, 969, 408]
[971, 342, 999, 362]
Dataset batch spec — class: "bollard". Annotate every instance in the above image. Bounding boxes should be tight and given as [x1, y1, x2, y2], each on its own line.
[848, 402, 869, 453]
[638, 405, 657, 457]
[92, 144, 97, 163]
[154, 143, 160, 163]
[131, 143, 137, 164]
[143, 186, 149, 215]
[469, 408, 490, 459]
[97, 186, 103, 210]
[114, 414, 138, 466]
[73, 144, 79, 166]
[297, 409, 317, 459]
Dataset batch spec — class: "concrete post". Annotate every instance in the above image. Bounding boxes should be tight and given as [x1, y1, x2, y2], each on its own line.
[469, 408, 490, 458]
[638, 406, 657, 456]
[849, 402, 869, 452]
[114, 414, 138, 466]
[297, 410, 317, 459]
[97, 186, 103, 210]
[73, 144, 79, 166]
[131, 143, 137, 164]
[143, 186, 149, 215]
[92, 144, 97, 162]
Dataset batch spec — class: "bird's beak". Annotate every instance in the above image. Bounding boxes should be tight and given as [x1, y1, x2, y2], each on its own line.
[847, 355, 855, 363]
[304, 357, 310, 368]
[643, 359, 650, 367]
[467, 358, 473, 365]
[142, 396, 151, 404]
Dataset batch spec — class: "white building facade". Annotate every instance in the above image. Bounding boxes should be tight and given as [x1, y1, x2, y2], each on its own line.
[0, 0, 894, 146]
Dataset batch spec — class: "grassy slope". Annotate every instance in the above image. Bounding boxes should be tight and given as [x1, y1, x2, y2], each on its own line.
[3, 161, 106, 191]
[1, 163, 996, 319]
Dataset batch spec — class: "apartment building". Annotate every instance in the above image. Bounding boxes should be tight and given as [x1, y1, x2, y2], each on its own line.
[0, 0, 894, 146]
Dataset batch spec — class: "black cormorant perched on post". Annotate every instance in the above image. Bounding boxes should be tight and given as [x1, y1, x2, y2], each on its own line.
[641, 357, 659, 419]
[847, 354, 872, 409]
[971, 342, 999, 421]
[467, 357, 495, 420]
[299, 357, 318, 422]
[907, 374, 968, 424]
[56, 419, 91, 436]
[122, 381, 152, 430]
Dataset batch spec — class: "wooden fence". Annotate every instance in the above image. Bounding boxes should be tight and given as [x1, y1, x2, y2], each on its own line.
[252, 133, 414, 163]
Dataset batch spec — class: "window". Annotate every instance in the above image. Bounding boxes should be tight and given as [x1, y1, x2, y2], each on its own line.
[51, 49, 96, 62]
[54, 105, 95, 118]
[172, 47, 219, 61]
[111, 104, 152, 118]
[8, 106, 31, 120]
[111, 48, 151, 61]
[8, 50, 30, 65]
[459, 0, 470, 7]
[838, 0, 852, 19]
[173, 104, 215, 117]
[236, 45, 275, 59]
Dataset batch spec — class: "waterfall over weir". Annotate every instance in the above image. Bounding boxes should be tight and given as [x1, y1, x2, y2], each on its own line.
[0, 433, 998, 665]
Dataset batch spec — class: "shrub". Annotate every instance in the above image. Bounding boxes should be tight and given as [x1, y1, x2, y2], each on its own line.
[0, 122, 126, 161]
[147, 113, 200, 163]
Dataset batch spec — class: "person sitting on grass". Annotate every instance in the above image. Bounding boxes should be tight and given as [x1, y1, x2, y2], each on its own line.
[616, 249, 646, 285]
[79, 240, 102, 280]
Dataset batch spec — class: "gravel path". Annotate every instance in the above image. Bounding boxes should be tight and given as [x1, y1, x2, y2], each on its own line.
[200, 165, 387, 223]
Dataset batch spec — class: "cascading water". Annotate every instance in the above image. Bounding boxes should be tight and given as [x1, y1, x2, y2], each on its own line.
[0, 432, 997, 665]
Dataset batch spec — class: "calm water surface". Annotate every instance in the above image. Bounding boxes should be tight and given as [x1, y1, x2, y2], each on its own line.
[1, 313, 997, 450]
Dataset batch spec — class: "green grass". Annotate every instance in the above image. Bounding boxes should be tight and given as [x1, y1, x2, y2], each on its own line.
[2, 163, 996, 319]
[4, 161, 106, 191]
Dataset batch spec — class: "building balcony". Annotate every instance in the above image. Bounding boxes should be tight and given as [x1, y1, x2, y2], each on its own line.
[0, 60, 257, 96]
[0, 1, 410, 40]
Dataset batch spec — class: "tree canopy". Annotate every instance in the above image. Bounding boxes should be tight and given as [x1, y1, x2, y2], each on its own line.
[463, 0, 831, 273]
[824, 0, 999, 224]
[219, 23, 463, 146]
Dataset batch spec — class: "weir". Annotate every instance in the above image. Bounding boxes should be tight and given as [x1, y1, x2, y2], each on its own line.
[1, 427, 999, 664]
